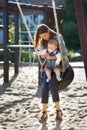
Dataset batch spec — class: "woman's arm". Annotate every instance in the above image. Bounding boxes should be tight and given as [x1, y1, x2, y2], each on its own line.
[36, 49, 46, 56]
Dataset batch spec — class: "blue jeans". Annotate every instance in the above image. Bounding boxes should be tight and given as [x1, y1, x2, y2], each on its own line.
[42, 71, 60, 103]
[41, 65, 74, 103]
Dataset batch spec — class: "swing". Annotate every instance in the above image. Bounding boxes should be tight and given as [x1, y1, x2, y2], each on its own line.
[16, 0, 74, 90]
[51, 0, 74, 90]
[58, 65, 74, 90]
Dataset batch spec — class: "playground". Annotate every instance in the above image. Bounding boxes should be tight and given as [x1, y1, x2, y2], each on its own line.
[0, 0, 87, 130]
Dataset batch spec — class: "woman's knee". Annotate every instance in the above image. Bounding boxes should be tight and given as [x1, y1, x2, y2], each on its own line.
[42, 86, 49, 97]
[42, 87, 49, 103]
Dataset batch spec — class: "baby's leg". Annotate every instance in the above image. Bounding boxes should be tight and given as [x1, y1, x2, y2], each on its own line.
[55, 69, 60, 77]
[55, 69, 62, 81]
[45, 70, 51, 82]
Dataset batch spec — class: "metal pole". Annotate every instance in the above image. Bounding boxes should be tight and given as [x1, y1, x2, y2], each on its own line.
[3, 0, 9, 82]
[43, 3, 48, 24]
[14, 9, 19, 75]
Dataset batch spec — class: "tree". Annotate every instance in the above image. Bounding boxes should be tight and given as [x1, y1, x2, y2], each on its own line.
[63, 0, 80, 51]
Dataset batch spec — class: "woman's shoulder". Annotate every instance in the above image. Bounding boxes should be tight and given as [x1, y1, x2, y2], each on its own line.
[53, 33, 62, 41]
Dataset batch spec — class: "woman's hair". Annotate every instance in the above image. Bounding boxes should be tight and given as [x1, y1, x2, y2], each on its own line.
[34, 24, 57, 49]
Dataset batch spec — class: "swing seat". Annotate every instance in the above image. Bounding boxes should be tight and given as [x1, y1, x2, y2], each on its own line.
[58, 64, 74, 90]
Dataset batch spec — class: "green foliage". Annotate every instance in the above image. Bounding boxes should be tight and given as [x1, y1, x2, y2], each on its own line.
[0, 55, 3, 61]
[9, 50, 38, 63]
[64, 0, 75, 21]
[9, 50, 14, 62]
[21, 50, 38, 63]
[69, 50, 75, 58]
[63, 21, 80, 50]
[9, 16, 15, 43]
[68, 50, 82, 62]
[63, 0, 81, 51]
[21, 51, 29, 62]
[9, 22, 15, 43]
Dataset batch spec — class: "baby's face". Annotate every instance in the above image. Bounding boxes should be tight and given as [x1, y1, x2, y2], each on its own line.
[48, 43, 57, 52]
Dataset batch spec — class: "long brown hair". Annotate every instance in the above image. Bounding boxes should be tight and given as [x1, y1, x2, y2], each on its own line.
[34, 24, 57, 49]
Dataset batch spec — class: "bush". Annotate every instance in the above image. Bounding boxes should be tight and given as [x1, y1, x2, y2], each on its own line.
[63, 0, 81, 51]
[9, 50, 38, 63]
[0, 55, 3, 61]
[68, 50, 82, 61]
[21, 50, 38, 63]
[63, 21, 80, 50]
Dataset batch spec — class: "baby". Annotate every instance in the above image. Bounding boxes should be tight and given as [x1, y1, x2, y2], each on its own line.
[37, 39, 62, 82]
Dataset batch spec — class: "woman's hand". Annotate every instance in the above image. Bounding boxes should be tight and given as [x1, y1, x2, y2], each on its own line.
[46, 52, 56, 60]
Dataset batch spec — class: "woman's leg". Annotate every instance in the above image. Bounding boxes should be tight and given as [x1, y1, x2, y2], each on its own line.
[55, 101, 63, 121]
[55, 101, 61, 110]
[39, 72, 49, 123]
[49, 72, 60, 102]
[42, 103, 48, 111]
[48, 73, 63, 120]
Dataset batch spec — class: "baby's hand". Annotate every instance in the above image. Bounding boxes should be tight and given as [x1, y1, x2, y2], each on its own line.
[55, 62, 58, 66]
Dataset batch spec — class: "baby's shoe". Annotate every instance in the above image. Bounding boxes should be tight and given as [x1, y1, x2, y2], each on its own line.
[56, 76, 62, 81]
[46, 76, 51, 82]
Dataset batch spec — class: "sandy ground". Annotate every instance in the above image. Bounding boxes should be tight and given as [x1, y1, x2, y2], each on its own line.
[0, 62, 87, 130]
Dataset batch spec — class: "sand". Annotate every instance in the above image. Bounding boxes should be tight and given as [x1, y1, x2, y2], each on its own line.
[0, 63, 87, 130]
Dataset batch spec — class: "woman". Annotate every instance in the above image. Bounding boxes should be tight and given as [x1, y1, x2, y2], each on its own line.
[34, 24, 72, 123]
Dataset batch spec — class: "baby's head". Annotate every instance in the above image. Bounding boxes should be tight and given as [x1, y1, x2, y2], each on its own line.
[48, 39, 58, 52]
